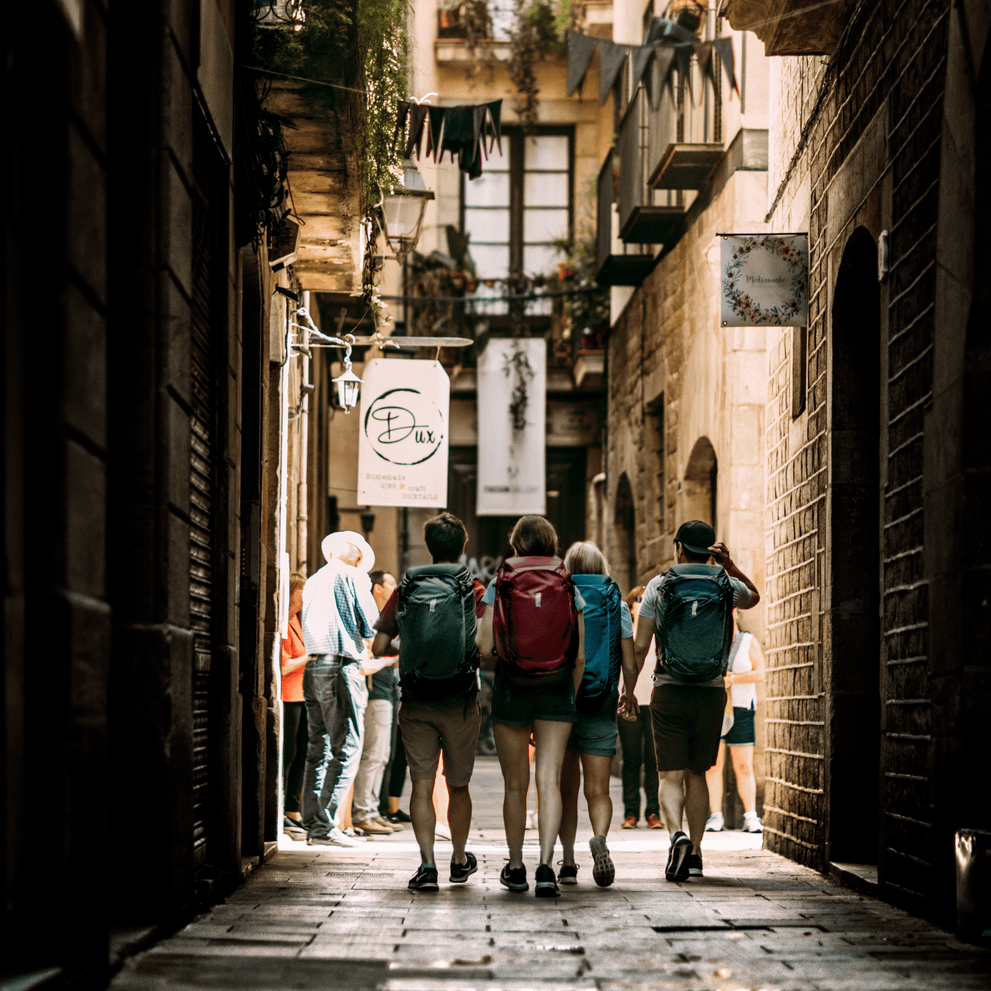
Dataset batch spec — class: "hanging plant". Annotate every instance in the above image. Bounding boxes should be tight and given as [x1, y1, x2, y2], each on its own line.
[507, 0, 574, 132]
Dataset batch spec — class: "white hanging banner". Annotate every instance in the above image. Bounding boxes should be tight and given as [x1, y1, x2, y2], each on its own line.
[720, 234, 809, 326]
[476, 338, 546, 516]
[357, 358, 450, 508]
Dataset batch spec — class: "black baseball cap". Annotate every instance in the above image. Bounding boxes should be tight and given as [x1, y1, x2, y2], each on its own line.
[674, 519, 716, 556]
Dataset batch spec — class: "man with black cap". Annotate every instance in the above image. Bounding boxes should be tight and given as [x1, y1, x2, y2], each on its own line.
[299, 530, 387, 847]
[631, 520, 760, 881]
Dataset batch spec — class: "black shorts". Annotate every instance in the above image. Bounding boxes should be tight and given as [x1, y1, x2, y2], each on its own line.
[490, 665, 576, 727]
[649, 683, 725, 773]
[723, 705, 756, 746]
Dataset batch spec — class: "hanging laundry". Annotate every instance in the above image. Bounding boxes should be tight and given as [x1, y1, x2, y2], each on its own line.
[394, 100, 504, 179]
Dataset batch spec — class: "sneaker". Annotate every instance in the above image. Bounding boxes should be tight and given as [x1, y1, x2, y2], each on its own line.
[743, 812, 763, 833]
[705, 812, 725, 832]
[557, 862, 579, 884]
[307, 827, 361, 848]
[534, 863, 560, 898]
[386, 809, 412, 824]
[499, 863, 528, 892]
[646, 813, 664, 830]
[408, 864, 439, 892]
[686, 852, 704, 877]
[449, 851, 478, 883]
[620, 816, 638, 829]
[353, 818, 393, 836]
[589, 835, 615, 887]
[665, 830, 692, 882]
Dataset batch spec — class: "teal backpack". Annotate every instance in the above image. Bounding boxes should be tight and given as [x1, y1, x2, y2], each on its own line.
[570, 573, 622, 711]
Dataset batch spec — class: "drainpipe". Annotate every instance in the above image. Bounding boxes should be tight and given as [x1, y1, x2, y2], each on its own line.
[297, 292, 312, 573]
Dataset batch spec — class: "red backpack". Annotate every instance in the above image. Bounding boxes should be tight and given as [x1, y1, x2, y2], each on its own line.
[493, 556, 578, 674]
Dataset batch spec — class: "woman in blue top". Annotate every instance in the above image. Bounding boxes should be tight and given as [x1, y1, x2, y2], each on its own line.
[557, 541, 638, 888]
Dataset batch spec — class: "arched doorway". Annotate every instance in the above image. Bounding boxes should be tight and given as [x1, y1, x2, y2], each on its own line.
[683, 437, 717, 532]
[827, 226, 881, 866]
[613, 474, 637, 595]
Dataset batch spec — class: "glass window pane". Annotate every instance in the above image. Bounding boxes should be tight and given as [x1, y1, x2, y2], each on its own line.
[469, 243, 511, 280]
[523, 243, 564, 277]
[489, 0, 514, 40]
[523, 172, 569, 206]
[525, 134, 569, 170]
[524, 208, 569, 245]
[464, 207, 510, 243]
[464, 170, 509, 207]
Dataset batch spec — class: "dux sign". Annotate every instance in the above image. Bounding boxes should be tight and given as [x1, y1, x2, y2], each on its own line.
[720, 234, 809, 327]
[357, 358, 450, 508]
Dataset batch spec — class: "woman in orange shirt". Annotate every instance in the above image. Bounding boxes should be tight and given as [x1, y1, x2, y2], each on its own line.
[282, 574, 309, 835]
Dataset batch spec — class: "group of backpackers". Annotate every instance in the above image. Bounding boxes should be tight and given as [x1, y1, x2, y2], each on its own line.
[295, 510, 759, 896]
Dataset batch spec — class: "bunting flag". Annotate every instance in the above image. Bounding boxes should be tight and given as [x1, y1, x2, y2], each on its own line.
[395, 100, 503, 179]
[568, 17, 736, 110]
[650, 46, 676, 110]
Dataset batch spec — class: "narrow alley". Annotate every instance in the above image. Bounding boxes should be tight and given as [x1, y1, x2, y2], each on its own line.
[106, 759, 990, 991]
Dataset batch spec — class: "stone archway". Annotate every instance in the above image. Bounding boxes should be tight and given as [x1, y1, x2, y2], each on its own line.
[683, 437, 718, 532]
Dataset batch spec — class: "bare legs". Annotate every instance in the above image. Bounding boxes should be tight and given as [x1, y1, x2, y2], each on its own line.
[659, 768, 710, 854]
[494, 719, 572, 867]
[705, 741, 726, 817]
[410, 775, 472, 868]
[705, 742, 758, 821]
[559, 750, 613, 867]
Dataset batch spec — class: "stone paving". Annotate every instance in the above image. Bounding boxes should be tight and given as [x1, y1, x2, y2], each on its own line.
[109, 758, 990, 991]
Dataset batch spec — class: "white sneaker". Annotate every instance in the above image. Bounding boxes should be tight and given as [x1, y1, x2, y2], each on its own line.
[743, 813, 763, 833]
[307, 826, 362, 847]
[705, 812, 724, 832]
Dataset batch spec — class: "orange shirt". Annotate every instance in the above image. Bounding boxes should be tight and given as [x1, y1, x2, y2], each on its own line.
[281, 614, 307, 702]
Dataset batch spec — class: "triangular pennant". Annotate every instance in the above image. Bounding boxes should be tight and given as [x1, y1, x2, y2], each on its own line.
[599, 40, 628, 105]
[651, 45, 676, 110]
[713, 37, 738, 94]
[426, 105, 446, 160]
[695, 40, 714, 103]
[404, 103, 428, 160]
[674, 42, 693, 103]
[567, 31, 599, 97]
[630, 43, 654, 94]
[487, 100, 503, 155]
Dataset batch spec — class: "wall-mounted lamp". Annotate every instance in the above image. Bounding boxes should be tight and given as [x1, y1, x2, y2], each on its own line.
[380, 160, 434, 261]
[294, 305, 363, 412]
[360, 507, 376, 536]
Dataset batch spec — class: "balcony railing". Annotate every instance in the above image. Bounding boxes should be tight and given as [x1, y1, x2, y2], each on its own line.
[616, 86, 684, 246]
[594, 148, 656, 287]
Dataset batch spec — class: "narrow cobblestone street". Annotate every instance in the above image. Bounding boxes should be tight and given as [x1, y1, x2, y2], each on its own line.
[107, 759, 990, 991]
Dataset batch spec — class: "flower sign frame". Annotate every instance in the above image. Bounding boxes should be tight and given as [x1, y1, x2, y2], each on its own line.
[720, 234, 809, 327]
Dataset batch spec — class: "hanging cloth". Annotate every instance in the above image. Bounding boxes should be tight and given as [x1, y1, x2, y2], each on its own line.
[566, 30, 599, 97]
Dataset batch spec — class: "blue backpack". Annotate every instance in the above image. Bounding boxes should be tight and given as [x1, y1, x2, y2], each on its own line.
[571, 574, 622, 712]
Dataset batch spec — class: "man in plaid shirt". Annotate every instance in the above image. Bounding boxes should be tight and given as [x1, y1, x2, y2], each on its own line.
[299, 530, 385, 846]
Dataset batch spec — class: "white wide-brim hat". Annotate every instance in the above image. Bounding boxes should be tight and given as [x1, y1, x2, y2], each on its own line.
[321, 531, 376, 573]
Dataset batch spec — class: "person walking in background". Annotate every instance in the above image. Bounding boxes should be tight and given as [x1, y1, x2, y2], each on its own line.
[281, 573, 309, 839]
[350, 570, 402, 837]
[373, 513, 483, 892]
[617, 585, 662, 831]
[633, 520, 760, 882]
[476, 515, 585, 898]
[705, 621, 766, 833]
[299, 531, 380, 848]
[556, 542, 638, 888]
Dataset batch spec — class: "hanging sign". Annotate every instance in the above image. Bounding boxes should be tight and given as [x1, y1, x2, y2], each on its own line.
[476, 338, 546, 516]
[357, 358, 450, 508]
[720, 234, 809, 326]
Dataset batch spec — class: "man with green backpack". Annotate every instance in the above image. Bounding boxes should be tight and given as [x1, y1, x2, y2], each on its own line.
[632, 520, 760, 882]
[371, 512, 484, 892]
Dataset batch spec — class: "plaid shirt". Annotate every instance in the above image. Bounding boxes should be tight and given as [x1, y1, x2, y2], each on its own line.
[300, 559, 379, 659]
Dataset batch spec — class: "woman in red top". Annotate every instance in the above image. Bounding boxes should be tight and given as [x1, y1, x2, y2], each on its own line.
[282, 574, 309, 835]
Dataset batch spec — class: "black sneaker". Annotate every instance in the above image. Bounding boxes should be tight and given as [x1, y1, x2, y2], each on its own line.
[386, 810, 412, 824]
[686, 852, 703, 878]
[534, 863, 560, 898]
[499, 863, 528, 891]
[449, 851, 478, 883]
[589, 835, 615, 887]
[557, 863, 579, 885]
[665, 830, 692, 882]
[408, 864, 439, 892]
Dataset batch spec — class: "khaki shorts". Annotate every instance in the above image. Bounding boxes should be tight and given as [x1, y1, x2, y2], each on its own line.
[399, 697, 480, 787]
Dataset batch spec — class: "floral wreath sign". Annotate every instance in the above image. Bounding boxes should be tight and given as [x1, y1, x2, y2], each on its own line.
[720, 234, 809, 327]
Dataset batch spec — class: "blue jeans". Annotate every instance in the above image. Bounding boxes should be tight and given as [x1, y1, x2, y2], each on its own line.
[301, 658, 368, 837]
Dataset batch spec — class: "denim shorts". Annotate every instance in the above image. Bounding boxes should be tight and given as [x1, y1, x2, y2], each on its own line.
[567, 689, 619, 757]
[723, 705, 756, 747]
[490, 665, 576, 727]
